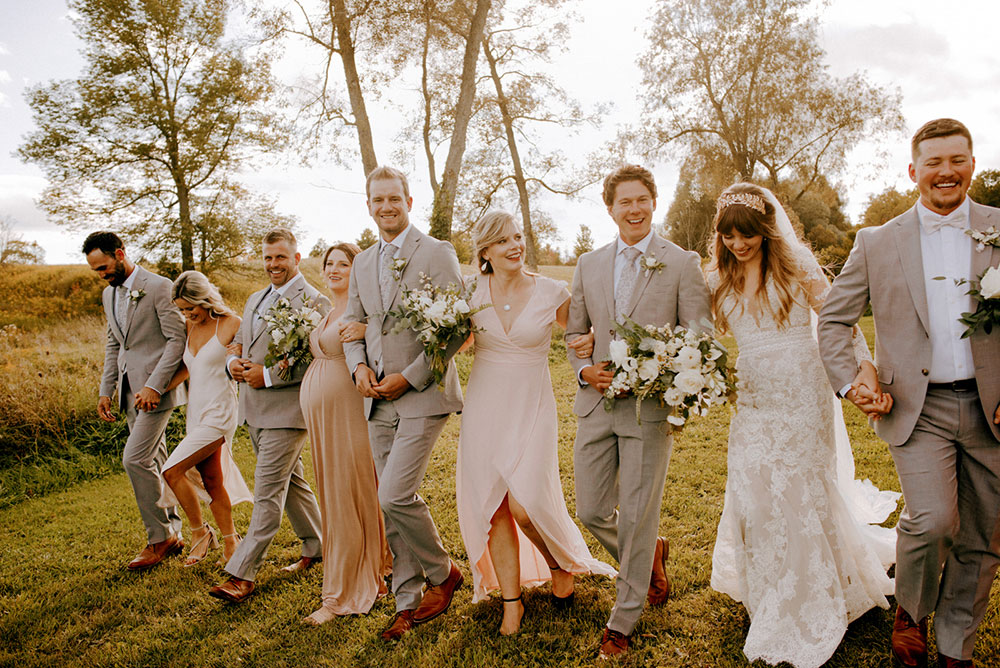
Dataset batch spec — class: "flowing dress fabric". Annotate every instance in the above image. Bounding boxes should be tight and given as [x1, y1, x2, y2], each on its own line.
[300, 312, 392, 615]
[456, 275, 616, 602]
[709, 256, 898, 668]
[158, 327, 252, 508]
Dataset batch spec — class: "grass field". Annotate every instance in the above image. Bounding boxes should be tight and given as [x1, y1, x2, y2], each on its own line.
[0, 262, 998, 667]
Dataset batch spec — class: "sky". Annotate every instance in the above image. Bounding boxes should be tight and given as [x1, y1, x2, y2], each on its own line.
[2, 0, 1000, 265]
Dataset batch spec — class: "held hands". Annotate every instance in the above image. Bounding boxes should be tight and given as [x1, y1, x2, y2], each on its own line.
[338, 320, 366, 343]
[97, 395, 116, 422]
[846, 361, 893, 420]
[226, 342, 243, 357]
[353, 364, 411, 401]
[567, 330, 595, 359]
[133, 386, 161, 412]
[581, 361, 614, 393]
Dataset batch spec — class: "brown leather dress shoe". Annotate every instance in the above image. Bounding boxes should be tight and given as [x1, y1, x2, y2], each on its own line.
[891, 605, 928, 668]
[126, 534, 184, 571]
[208, 576, 255, 603]
[381, 610, 416, 642]
[938, 656, 974, 668]
[281, 556, 321, 573]
[412, 560, 464, 623]
[598, 627, 630, 660]
[647, 536, 671, 606]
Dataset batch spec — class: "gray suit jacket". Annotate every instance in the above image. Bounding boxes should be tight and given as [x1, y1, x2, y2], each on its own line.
[566, 234, 713, 420]
[818, 200, 1000, 445]
[100, 265, 187, 412]
[343, 225, 464, 419]
[232, 276, 331, 430]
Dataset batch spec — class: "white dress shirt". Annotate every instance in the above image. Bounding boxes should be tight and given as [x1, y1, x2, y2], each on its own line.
[917, 198, 976, 382]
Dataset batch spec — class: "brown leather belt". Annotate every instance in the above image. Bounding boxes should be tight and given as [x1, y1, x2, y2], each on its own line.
[927, 378, 977, 392]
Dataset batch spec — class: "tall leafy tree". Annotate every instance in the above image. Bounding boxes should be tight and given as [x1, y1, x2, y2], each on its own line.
[970, 169, 1000, 209]
[640, 0, 904, 198]
[19, 0, 285, 271]
[0, 217, 46, 266]
[861, 186, 918, 228]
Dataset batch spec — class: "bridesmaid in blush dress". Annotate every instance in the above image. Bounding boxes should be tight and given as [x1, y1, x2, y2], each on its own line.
[299, 242, 392, 625]
[457, 211, 616, 635]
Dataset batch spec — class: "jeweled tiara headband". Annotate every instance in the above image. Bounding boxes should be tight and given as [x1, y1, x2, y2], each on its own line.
[716, 192, 766, 215]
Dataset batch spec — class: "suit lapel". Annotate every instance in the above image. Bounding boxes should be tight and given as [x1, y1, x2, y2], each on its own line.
[121, 268, 146, 341]
[893, 208, 930, 335]
[249, 287, 273, 347]
[599, 242, 616, 322]
[384, 227, 421, 316]
[625, 237, 665, 318]
[969, 200, 1000, 279]
[104, 286, 124, 342]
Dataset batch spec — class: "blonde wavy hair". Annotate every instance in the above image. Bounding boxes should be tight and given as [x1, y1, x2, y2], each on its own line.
[473, 210, 518, 274]
[706, 183, 804, 334]
[171, 271, 236, 318]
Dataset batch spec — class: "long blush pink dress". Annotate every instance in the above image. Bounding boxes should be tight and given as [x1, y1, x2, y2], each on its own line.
[456, 275, 615, 601]
[300, 313, 392, 615]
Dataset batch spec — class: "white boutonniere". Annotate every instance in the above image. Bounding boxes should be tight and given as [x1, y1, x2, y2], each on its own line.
[967, 226, 1000, 252]
[390, 257, 408, 280]
[639, 254, 665, 276]
[128, 289, 146, 302]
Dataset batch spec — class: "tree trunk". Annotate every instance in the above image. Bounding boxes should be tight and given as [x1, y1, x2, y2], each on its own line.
[428, 0, 491, 240]
[332, 0, 378, 175]
[482, 36, 538, 270]
[176, 181, 195, 271]
[420, 7, 439, 196]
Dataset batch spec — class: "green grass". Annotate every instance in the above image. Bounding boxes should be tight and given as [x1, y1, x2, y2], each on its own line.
[1, 265, 998, 666]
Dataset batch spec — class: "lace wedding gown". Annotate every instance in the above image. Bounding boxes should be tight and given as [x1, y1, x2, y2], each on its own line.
[709, 254, 899, 668]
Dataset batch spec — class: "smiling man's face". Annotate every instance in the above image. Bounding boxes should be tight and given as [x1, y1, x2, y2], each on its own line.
[909, 133, 975, 215]
[608, 179, 655, 246]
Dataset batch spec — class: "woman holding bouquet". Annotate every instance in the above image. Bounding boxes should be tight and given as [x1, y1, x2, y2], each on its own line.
[456, 211, 615, 636]
[298, 242, 392, 624]
[158, 271, 252, 566]
[706, 183, 900, 668]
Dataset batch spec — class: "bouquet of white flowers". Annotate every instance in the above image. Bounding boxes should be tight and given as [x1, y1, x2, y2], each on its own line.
[604, 316, 737, 430]
[957, 264, 1000, 338]
[389, 273, 488, 387]
[262, 297, 324, 380]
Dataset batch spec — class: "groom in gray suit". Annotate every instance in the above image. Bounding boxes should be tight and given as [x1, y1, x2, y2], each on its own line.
[566, 165, 712, 659]
[208, 228, 327, 603]
[85, 231, 187, 570]
[819, 119, 1000, 668]
[343, 166, 465, 642]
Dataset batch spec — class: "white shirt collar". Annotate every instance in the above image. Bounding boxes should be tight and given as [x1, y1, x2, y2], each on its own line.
[379, 223, 411, 252]
[120, 265, 138, 291]
[616, 230, 654, 256]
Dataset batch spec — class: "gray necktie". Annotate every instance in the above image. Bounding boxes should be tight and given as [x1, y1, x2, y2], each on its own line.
[115, 285, 129, 333]
[379, 242, 397, 309]
[253, 289, 276, 337]
[615, 246, 642, 322]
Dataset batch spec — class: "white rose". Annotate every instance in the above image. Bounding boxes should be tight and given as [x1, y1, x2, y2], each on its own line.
[608, 339, 629, 367]
[674, 369, 705, 395]
[675, 345, 702, 369]
[638, 337, 657, 352]
[425, 300, 449, 324]
[638, 358, 660, 382]
[663, 387, 684, 406]
[980, 265, 1000, 300]
[453, 299, 470, 314]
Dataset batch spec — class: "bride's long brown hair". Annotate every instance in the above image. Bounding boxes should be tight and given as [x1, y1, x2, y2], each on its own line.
[706, 183, 803, 334]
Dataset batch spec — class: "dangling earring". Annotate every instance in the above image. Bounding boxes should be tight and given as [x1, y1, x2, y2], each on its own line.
[481, 259, 489, 272]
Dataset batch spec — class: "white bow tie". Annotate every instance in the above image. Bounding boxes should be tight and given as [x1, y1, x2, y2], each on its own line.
[922, 209, 968, 234]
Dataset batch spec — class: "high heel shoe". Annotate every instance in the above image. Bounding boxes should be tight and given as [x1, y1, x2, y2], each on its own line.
[183, 524, 218, 567]
[549, 565, 575, 609]
[217, 532, 241, 567]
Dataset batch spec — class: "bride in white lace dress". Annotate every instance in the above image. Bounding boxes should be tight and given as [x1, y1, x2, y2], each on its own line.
[707, 183, 900, 668]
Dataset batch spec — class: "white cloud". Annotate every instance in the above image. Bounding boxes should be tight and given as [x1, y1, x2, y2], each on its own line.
[0, 42, 9, 56]
[0, 70, 11, 84]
